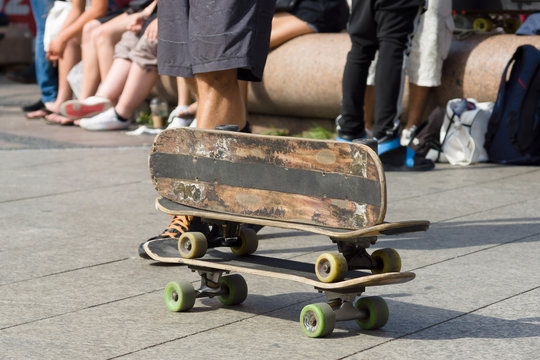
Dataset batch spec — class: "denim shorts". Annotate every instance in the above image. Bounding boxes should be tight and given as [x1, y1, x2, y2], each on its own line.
[157, 0, 274, 81]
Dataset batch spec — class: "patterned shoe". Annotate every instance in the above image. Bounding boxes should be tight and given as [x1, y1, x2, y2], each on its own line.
[138, 215, 210, 259]
[61, 96, 111, 119]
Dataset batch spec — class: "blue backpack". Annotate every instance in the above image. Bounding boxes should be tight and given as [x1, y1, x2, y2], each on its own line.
[484, 44, 540, 165]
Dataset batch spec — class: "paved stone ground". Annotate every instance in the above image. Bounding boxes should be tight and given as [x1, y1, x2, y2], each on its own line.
[0, 75, 539, 359]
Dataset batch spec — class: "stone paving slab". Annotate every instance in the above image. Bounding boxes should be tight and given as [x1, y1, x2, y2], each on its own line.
[0, 74, 539, 359]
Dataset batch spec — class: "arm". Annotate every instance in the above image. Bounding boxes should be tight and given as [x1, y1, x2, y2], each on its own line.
[47, 0, 108, 59]
[126, 1, 157, 34]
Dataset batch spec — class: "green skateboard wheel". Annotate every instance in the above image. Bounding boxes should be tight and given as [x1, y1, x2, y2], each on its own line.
[218, 274, 248, 306]
[164, 281, 196, 312]
[300, 303, 336, 338]
[354, 296, 389, 330]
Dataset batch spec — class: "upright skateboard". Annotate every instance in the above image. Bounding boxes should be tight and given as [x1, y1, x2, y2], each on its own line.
[149, 127, 429, 281]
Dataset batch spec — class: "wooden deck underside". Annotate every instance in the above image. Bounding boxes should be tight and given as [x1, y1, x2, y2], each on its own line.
[150, 128, 387, 229]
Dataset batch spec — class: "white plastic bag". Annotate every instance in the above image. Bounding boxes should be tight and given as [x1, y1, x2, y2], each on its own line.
[67, 61, 83, 99]
[440, 98, 494, 166]
[43, 1, 72, 52]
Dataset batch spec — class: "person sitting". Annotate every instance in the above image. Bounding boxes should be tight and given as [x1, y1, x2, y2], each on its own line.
[62, 0, 157, 119]
[42, 0, 138, 125]
[66, 14, 159, 130]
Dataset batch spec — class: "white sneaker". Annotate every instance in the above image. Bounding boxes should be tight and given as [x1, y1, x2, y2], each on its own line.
[400, 125, 418, 146]
[61, 96, 111, 119]
[79, 108, 129, 131]
[166, 105, 194, 128]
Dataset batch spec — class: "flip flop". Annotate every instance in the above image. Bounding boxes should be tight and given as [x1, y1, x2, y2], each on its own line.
[25, 108, 52, 120]
[43, 112, 75, 126]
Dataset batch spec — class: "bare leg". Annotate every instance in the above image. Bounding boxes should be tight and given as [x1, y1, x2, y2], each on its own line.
[270, 12, 314, 48]
[95, 58, 133, 102]
[183, 77, 198, 113]
[195, 69, 245, 130]
[79, 20, 101, 99]
[80, 14, 133, 99]
[406, 83, 430, 129]
[115, 63, 159, 119]
[48, 36, 82, 112]
[363, 85, 375, 133]
[176, 77, 192, 107]
[96, 13, 130, 80]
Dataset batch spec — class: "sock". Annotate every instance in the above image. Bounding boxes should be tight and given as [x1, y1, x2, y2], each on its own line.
[114, 109, 128, 122]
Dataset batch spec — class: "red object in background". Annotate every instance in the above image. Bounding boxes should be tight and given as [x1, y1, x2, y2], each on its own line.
[0, 0, 36, 35]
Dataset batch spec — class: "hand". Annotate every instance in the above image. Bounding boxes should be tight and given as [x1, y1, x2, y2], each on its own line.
[46, 36, 67, 61]
[126, 12, 148, 34]
[144, 18, 158, 40]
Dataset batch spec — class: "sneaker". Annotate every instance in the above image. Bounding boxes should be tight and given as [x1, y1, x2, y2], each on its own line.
[79, 108, 129, 131]
[378, 136, 434, 171]
[167, 105, 194, 128]
[21, 99, 44, 112]
[61, 96, 111, 119]
[138, 215, 210, 259]
[335, 114, 366, 142]
[400, 125, 418, 146]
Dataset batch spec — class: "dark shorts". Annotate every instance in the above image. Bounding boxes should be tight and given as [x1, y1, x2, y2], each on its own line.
[97, 8, 127, 24]
[289, 0, 349, 33]
[158, 0, 274, 81]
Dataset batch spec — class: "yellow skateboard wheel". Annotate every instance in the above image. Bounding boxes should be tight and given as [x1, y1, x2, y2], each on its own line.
[178, 232, 208, 258]
[315, 252, 348, 283]
[371, 248, 402, 274]
[230, 227, 258, 256]
[473, 18, 493, 32]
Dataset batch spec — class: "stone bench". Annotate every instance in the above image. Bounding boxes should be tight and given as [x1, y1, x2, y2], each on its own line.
[152, 33, 540, 135]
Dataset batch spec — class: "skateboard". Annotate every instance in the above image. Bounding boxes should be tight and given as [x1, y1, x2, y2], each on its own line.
[144, 242, 416, 338]
[453, 12, 521, 34]
[149, 128, 429, 282]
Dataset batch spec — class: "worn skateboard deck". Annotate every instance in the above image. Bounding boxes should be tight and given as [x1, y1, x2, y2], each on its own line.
[144, 240, 415, 290]
[150, 127, 386, 230]
[156, 197, 429, 240]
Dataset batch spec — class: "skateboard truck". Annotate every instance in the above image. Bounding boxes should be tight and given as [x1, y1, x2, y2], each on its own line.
[333, 237, 402, 274]
[192, 268, 228, 299]
[333, 236, 378, 269]
[205, 221, 243, 249]
[177, 219, 258, 259]
[325, 291, 368, 322]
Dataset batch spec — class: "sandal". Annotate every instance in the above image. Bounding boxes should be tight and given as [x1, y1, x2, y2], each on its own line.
[25, 108, 52, 120]
[43, 112, 76, 126]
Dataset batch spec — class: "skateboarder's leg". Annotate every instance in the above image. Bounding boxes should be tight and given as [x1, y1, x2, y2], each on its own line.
[194, 69, 246, 130]
[141, 0, 274, 259]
